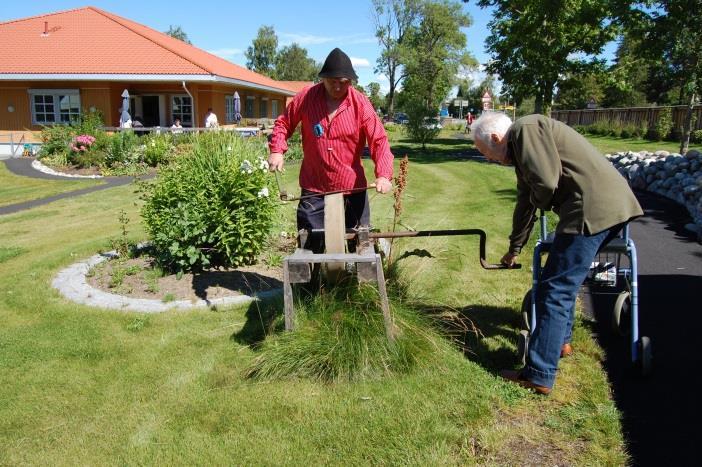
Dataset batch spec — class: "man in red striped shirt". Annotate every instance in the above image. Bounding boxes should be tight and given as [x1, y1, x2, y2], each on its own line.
[268, 48, 394, 252]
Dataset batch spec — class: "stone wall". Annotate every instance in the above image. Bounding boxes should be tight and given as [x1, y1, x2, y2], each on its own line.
[606, 149, 702, 238]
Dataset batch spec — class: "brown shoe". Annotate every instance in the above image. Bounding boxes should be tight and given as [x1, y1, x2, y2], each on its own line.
[499, 369, 552, 395]
[560, 343, 573, 358]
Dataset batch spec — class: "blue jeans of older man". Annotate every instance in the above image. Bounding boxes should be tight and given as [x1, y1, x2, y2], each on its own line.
[521, 225, 622, 389]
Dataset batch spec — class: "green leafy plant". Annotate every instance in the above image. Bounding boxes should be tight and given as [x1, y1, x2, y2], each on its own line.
[142, 133, 174, 167]
[649, 107, 673, 141]
[110, 210, 133, 258]
[105, 130, 142, 167]
[141, 131, 278, 273]
[38, 124, 75, 160]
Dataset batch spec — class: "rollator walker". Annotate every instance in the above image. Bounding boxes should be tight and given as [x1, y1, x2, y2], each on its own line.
[518, 211, 652, 375]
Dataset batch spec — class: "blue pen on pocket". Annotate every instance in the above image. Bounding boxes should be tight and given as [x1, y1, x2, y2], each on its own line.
[313, 123, 324, 137]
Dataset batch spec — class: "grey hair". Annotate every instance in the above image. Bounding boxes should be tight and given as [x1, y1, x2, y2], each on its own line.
[470, 112, 512, 149]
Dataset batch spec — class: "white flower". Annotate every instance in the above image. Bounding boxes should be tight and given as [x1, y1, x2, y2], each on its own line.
[240, 160, 253, 173]
[258, 158, 269, 171]
[257, 187, 269, 198]
[227, 146, 232, 152]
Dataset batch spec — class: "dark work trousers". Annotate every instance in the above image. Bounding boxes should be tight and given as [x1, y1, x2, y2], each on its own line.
[296, 189, 370, 253]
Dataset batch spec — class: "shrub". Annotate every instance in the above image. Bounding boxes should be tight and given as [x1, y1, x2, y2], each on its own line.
[38, 124, 75, 159]
[691, 129, 702, 143]
[142, 133, 174, 167]
[652, 107, 673, 141]
[141, 131, 278, 273]
[105, 130, 141, 167]
[72, 149, 106, 168]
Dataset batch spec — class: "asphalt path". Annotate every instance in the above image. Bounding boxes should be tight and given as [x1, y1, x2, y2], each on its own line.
[584, 190, 702, 466]
[1, 157, 137, 215]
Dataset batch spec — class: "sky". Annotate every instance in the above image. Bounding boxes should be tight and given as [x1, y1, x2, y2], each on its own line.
[3, 1, 616, 95]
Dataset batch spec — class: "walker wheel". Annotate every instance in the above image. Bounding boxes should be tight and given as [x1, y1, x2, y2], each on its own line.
[520, 289, 532, 332]
[637, 336, 653, 376]
[517, 330, 529, 366]
[612, 291, 631, 336]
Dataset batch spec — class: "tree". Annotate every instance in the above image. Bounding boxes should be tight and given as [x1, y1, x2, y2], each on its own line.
[372, 0, 423, 118]
[274, 44, 318, 81]
[554, 65, 607, 110]
[245, 26, 278, 77]
[165, 25, 191, 44]
[366, 82, 385, 113]
[628, 1, 702, 154]
[596, 33, 650, 107]
[478, 0, 619, 115]
[402, 0, 473, 148]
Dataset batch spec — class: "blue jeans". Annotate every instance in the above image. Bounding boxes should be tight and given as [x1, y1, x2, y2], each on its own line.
[522, 225, 622, 388]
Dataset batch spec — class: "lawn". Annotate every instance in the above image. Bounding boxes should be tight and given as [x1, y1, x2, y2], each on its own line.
[0, 162, 103, 207]
[0, 135, 627, 464]
[581, 134, 701, 155]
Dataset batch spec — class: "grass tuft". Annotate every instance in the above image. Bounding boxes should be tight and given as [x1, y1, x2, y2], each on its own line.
[245, 278, 451, 382]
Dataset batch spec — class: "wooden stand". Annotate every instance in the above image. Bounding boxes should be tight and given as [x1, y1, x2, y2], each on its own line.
[282, 195, 395, 341]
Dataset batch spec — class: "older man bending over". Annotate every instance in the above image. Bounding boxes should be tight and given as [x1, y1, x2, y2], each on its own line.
[471, 112, 643, 394]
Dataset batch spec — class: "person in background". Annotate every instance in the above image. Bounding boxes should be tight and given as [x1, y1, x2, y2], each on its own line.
[470, 112, 643, 395]
[170, 117, 183, 134]
[465, 111, 474, 133]
[204, 108, 219, 129]
[267, 47, 394, 253]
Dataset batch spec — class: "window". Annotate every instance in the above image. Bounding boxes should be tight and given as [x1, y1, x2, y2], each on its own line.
[245, 96, 255, 118]
[271, 100, 280, 117]
[171, 95, 193, 127]
[259, 98, 268, 119]
[29, 89, 80, 124]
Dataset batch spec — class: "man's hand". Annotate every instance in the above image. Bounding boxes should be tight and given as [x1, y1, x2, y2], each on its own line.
[374, 177, 392, 193]
[268, 152, 284, 172]
[500, 252, 519, 268]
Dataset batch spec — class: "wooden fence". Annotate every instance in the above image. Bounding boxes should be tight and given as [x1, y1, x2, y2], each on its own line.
[551, 105, 702, 130]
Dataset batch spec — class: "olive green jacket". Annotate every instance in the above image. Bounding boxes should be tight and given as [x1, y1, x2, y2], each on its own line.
[507, 115, 643, 255]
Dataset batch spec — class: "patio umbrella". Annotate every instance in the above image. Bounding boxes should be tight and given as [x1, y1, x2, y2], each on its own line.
[120, 89, 132, 128]
[233, 91, 242, 124]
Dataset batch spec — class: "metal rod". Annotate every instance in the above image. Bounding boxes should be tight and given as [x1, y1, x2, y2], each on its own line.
[283, 184, 376, 202]
[340, 229, 521, 270]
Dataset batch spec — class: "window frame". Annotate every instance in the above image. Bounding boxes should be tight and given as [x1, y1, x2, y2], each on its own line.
[245, 95, 255, 118]
[28, 89, 81, 125]
[171, 94, 193, 127]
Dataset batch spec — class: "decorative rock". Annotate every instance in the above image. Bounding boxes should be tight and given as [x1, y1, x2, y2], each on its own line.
[607, 150, 702, 236]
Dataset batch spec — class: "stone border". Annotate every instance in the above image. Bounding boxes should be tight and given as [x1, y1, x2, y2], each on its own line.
[607, 149, 702, 238]
[52, 251, 280, 313]
[32, 159, 104, 179]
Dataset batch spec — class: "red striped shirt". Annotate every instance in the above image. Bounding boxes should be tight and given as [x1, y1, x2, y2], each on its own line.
[269, 83, 394, 193]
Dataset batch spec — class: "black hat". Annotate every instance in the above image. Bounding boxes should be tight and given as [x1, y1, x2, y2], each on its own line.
[318, 48, 358, 81]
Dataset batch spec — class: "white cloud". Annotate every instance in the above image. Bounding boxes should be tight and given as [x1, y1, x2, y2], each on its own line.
[350, 57, 371, 68]
[208, 48, 242, 60]
[279, 32, 375, 47]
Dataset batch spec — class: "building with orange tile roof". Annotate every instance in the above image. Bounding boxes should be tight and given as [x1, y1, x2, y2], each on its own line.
[0, 6, 298, 135]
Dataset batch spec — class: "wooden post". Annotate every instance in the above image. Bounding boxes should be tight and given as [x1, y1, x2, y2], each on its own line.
[375, 258, 395, 342]
[324, 193, 346, 283]
[283, 259, 295, 331]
